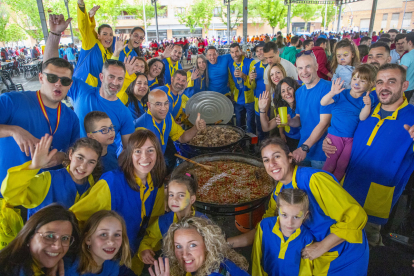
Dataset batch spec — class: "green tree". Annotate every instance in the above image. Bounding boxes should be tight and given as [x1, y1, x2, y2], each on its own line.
[257, 0, 287, 35]
[0, 7, 9, 43]
[3, 0, 126, 42]
[319, 4, 339, 30]
[177, 0, 214, 34]
[123, 1, 165, 26]
[220, 0, 243, 30]
[292, 4, 320, 32]
[5, 23, 27, 44]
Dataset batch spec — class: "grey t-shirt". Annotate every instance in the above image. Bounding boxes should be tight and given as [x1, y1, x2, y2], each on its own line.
[264, 57, 298, 85]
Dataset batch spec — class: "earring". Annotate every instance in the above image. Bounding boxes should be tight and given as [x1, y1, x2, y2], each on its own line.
[87, 245, 90, 249]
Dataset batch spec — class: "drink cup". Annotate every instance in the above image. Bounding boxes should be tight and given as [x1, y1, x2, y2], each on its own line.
[278, 106, 288, 125]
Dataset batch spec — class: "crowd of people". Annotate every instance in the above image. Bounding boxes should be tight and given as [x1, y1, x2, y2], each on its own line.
[1, 1, 414, 275]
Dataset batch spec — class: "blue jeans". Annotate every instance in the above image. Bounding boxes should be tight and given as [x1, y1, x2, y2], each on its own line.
[301, 160, 325, 169]
[234, 102, 256, 134]
[255, 114, 267, 141]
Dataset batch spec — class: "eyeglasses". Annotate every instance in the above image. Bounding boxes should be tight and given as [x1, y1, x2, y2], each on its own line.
[37, 232, 75, 247]
[132, 34, 145, 41]
[90, 125, 116, 134]
[43, 73, 73, 86]
[149, 101, 169, 108]
[105, 59, 125, 68]
[296, 50, 313, 58]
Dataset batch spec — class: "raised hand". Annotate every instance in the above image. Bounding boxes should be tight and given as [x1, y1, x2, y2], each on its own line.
[113, 34, 127, 56]
[48, 14, 72, 34]
[330, 78, 345, 95]
[191, 68, 200, 80]
[28, 134, 58, 170]
[258, 91, 269, 112]
[148, 257, 170, 276]
[363, 90, 371, 106]
[88, 5, 100, 18]
[124, 56, 137, 75]
[162, 44, 174, 59]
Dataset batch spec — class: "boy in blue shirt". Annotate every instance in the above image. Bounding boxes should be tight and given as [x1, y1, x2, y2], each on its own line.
[84, 111, 118, 173]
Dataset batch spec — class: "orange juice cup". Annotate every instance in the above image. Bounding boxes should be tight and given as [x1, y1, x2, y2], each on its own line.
[278, 106, 288, 125]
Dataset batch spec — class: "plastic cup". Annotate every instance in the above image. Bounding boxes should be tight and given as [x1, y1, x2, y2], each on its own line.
[278, 106, 288, 125]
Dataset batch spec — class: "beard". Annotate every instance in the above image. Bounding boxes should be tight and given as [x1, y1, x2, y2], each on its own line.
[103, 83, 121, 96]
[379, 88, 403, 105]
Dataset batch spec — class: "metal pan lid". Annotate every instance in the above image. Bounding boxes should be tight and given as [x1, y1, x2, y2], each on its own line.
[185, 91, 234, 125]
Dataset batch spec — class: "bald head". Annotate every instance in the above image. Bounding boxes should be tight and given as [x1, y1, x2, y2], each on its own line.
[148, 89, 169, 122]
[148, 89, 168, 102]
[296, 54, 319, 87]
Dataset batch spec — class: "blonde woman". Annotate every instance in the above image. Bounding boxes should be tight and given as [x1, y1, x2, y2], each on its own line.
[149, 217, 249, 276]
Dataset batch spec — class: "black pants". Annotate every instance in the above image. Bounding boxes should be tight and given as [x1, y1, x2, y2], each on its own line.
[286, 135, 300, 153]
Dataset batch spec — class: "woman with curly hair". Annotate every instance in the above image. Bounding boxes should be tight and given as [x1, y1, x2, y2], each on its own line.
[149, 217, 249, 276]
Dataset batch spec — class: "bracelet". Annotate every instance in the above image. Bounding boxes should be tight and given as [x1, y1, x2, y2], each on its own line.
[50, 31, 61, 37]
[259, 110, 266, 113]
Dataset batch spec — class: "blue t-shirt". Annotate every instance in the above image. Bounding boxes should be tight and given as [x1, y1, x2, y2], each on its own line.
[162, 58, 182, 86]
[68, 78, 135, 139]
[328, 89, 376, 138]
[207, 54, 233, 95]
[101, 148, 119, 173]
[64, 257, 119, 276]
[295, 79, 332, 161]
[65, 48, 76, 61]
[126, 99, 146, 120]
[285, 107, 301, 140]
[148, 78, 160, 91]
[400, 49, 414, 91]
[0, 91, 79, 183]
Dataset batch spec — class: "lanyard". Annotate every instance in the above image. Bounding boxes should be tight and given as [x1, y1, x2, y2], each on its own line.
[148, 110, 166, 145]
[233, 57, 244, 76]
[200, 75, 205, 90]
[149, 77, 158, 88]
[123, 42, 134, 57]
[167, 84, 180, 109]
[137, 175, 154, 221]
[167, 57, 178, 78]
[36, 90, 61, 135]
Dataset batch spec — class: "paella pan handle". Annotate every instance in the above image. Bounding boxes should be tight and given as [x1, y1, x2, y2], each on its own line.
[195, 196, 268, 216]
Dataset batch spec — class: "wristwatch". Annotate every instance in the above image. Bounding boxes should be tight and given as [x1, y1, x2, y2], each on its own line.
[300, 144, 310, 153]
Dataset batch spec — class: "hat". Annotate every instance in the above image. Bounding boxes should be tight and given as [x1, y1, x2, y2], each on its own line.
[253, 41, 265, 52]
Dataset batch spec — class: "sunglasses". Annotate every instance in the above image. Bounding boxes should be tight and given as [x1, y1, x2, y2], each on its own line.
[43, 73, 73, 86]
[296, 50, 313, 58]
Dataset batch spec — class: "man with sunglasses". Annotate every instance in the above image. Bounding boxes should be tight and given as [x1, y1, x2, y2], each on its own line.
[43, 14, 136, 154]
[0, 56, 80, 184]
[276, 52, 332, 169]
[134, 89, 206, 155]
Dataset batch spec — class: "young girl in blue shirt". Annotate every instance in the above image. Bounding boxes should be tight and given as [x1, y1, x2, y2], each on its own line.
[320, 64, 377, 181]
[252, 188, 313, 276]
[138, 172, 206, 264]
[64, 210, 131, 276]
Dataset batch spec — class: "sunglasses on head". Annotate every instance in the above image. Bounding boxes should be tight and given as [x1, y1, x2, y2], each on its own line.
[43, 72, 73, 86]
[296, 50, 313, 58]
[105, 59, 124, 67]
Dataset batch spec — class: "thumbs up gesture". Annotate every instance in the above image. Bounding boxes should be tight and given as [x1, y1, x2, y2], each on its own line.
[195, 113, 206, 133]
[404, 124, 414, 140]
[363, 90, 372, 106]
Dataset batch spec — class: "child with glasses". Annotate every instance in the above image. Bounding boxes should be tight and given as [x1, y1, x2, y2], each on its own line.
[64, 210, 131, 275]
[84, 111, 119, 173]
[1, 135, 102, 219]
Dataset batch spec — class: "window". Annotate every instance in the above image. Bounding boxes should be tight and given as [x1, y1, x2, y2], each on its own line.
[158, 6, 168, 18]
[175, 7, 185, 17]
[172, 28, 202, 38]
[115, 29, 132, 34]
[390, 13, 399, 28]
[213, 7, 222, 17]
[360, 19, 370, 31]
[403, 12, 412, 29]
[381, 14, 388, 29]
[147, 30, 167, 41]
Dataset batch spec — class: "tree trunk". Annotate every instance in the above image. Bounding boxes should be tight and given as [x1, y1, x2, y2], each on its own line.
[272, 27, 275, 35]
